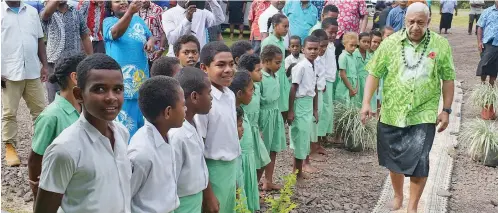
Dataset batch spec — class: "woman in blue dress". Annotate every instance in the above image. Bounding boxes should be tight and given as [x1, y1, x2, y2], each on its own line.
[104, 0, 155, 136]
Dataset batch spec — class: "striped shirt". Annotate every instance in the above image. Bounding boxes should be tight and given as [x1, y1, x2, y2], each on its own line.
[78, 0, 104, 41]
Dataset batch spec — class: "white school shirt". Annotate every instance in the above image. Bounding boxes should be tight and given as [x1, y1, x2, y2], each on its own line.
[194, 85, 241, 161]
[162, 1, 224, 57]
[315, 56, 327, 91]
[292, 58, 317, 98]
[285, 53, 305, 70]
[128, 121, 179, 213]
[169, 120, 209, 197]
[1, 2, 44, 81]
[39, 115, 131, 213]
[258, 4, 290, 48]
[323, 43, 338, 82]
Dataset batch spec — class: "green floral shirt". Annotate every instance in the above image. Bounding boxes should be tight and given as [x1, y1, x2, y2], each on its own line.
[366, 30, 456, 127]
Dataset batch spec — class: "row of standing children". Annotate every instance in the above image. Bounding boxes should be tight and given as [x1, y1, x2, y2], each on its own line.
[30, 11, 397, 213]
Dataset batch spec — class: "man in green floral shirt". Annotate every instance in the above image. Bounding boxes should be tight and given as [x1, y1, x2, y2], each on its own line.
[360, 3, 455, 212]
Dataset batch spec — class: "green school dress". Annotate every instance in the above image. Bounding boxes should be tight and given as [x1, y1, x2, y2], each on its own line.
[241, 83, 271, 169]
[261, 34, 290, 112]
[238, 116, 260, 212]
[259, 71, 287, 153]
[335, 50, 361, 106]
[319, 81, 335, 136]
[290, 97, 313, 160]
[354, 49, 377, 112]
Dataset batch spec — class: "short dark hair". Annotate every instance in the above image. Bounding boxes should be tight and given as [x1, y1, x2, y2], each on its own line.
[228, 70, 252, 95]
[268, 13, 287, 32]
[50, 52, 86, 89]
[238, 53, 261, 72]
[359, 32, 371, 40]
[200, 41, 232, 66]
[173, 35, 200, 56]
[260, 44, 282, 62]
[322, 17, 338, 29]
[382, 26, 394, 35]
[138, 76, 181, 122]
[76, 53, 121, 89]
[303, 35, 321, 47]
[290, 35, 302, 44]
[236, 106, 244, 121]
[151, 57, 180, 77]
[174, 67, 209, 99]
[370, 30, 382, 38]
[311, 29, 328, 41]
[231, 41, 253, 62]
[322, 4, 339, 14]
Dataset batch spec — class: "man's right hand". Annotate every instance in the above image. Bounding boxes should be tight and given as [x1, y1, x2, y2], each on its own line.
[128, 0, 142, 14]
[202, 192, 220, 213]
[360, 104, 372, 125]
[478, 41, 484, 53]
[186, 5, 197, 22]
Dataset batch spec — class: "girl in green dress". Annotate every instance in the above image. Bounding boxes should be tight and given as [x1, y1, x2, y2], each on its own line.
[229, 71, 260, 212]
[259, 45, 287, 191]
[336, 32, 361, 106]
[354, 32, 377, 113]
[261, 13, 290, 117]
[239, 54, 271, 182]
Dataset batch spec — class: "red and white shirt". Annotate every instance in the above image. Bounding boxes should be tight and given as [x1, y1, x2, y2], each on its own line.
[248, 0, 271, 41]
[78, 0, 105, 41]
[326, 0, 368, 38]
[138, 2, 164, 59]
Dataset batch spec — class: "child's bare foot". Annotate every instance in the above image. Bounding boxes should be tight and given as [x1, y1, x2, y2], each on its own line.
[309, 153, 326, 162]
[317, 145, 327, 155]
[296, 177, 306, 187]
[303, 163, 318, 173]
[262, 182, 282, 191]
[238, 34, 244, 39]
[407, 209, 418, 213]
[259, 191, 266, 203]
[230, 34, 234, 40]
[387, 196, 403, 211]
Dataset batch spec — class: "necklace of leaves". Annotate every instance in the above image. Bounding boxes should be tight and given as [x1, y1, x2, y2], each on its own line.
[401, 29, 431, 70]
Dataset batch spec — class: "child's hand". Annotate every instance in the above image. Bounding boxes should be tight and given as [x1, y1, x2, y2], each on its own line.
[349, 89, 357, 97]
[287, 110, 295, 125]
[313, 110, 319, 124]
[202, 192, 220, 213]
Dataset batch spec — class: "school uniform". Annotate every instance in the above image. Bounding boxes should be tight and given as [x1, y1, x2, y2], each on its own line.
[320, 43, 338, 135]
[38, 115, 131, 213]
[353, 49, 377, 112]
[311, 56, 326, 142]
[241, 83, 271, 169]
[169, 120, 209, 213]
[194, 85, 240, 213]
[261, 34, 291, 112]
[237, 115, 260, 211]
[259, 70, 287, 154]
[336, 50, 361, 106]
[128, 120, 179, 213]
[290, 59, 317, 160]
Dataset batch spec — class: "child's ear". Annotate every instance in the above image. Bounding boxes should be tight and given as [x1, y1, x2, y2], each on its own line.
[200, 63, 208, 73]
[236, 90, 242, 99]
[191, 91, 199, 104]
[164, 106, 172, 120]
[235, 57, 240, 64]
[73, 86, 83, 103]
[70, 72, 77, 85]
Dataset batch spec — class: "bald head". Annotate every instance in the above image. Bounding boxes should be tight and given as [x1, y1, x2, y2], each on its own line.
[406, 2, 430, 19]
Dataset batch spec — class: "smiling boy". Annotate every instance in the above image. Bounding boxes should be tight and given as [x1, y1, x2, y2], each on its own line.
[34, 54, 131, 213]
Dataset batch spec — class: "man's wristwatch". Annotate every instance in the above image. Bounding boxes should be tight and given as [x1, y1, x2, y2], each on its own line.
[442, 108, 452, 114]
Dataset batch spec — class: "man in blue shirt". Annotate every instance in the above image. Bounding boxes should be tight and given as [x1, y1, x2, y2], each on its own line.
[386, 1, 407, 32]
[283, 0, 318, 43]
[439, 0, 458, 34]
[476, 1, 498, 85]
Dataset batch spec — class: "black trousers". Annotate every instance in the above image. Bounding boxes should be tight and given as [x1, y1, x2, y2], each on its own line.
[469, 14, 481, 34]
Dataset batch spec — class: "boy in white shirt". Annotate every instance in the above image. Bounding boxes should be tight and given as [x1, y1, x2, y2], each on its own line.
[170, 67, 212, 213]
[195, 41, 239, 213]
[128, 76, 186, 213]
[287, 36, 320, 185]
[285, 36, 305, 70]
[35, 54, 131, 213]
[320, 17, 339, 150]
